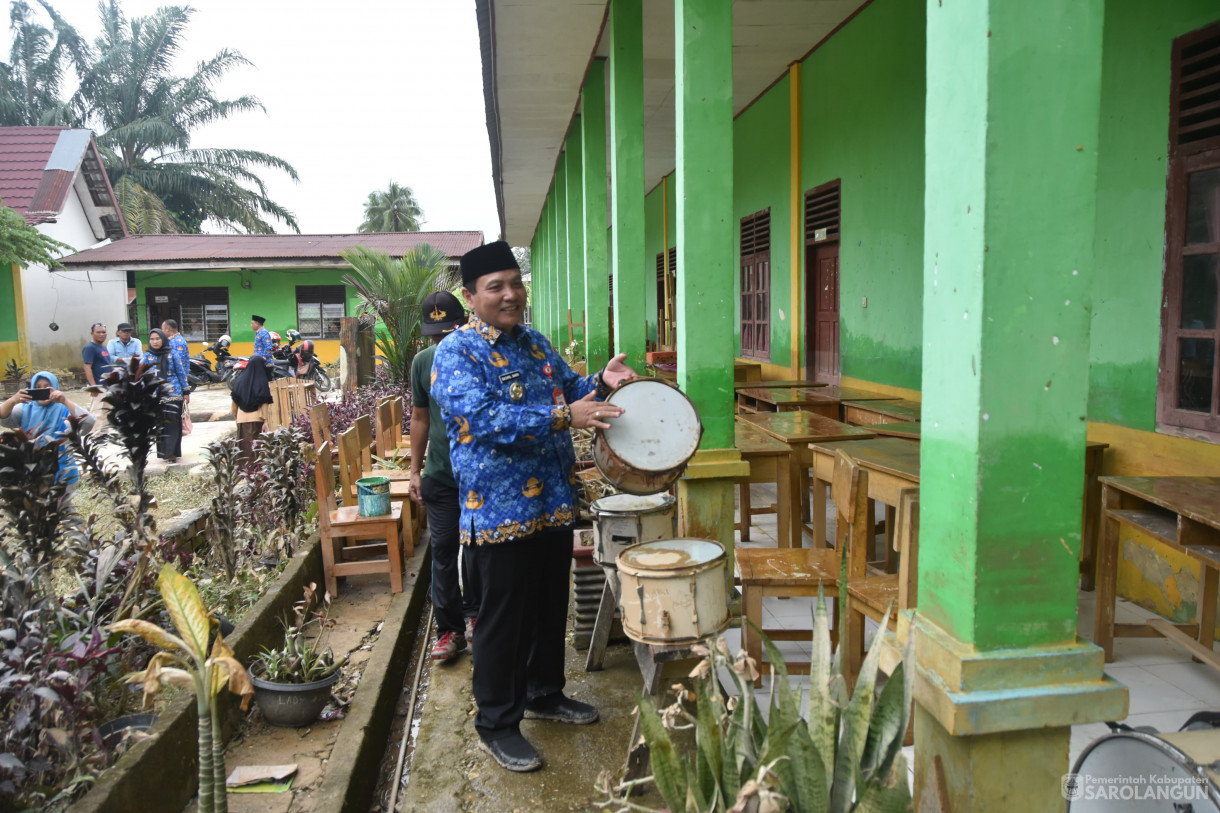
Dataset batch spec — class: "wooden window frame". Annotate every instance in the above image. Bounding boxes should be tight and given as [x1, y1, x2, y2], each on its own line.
[656, 246, 676, 347]
[1158, 21, 1220, 439]
[740, 209, 772, 361]
[296, 285, 346, 340]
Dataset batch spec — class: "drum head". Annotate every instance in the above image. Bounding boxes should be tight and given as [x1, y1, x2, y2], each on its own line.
[619, 538, 724, 571]
[591, 493, 675, 515]
[1068, 731, 1220, 811]
[602, 380, 701, 472]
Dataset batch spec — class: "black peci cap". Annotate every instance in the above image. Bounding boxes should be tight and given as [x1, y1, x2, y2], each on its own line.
[251, 314, 266, 325]
[460, 241, 519, 288]
[421, 291, 466, 336]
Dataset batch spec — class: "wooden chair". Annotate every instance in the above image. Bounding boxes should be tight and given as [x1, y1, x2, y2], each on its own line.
[338, 426, 415, 558]
[266, 379, 317, 430]
[314, 441, 404, 596]
[374, 397, 410, 463]
[844, 483, 920, 691]
[309, 401, 339, 464]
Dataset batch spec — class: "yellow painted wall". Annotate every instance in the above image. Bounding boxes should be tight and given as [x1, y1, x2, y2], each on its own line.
[209, 339, 342, 365]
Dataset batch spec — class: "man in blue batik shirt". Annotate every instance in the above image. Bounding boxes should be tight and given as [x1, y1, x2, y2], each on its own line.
[432, 241, 636, 773]
[252, 314, 273, 362]
[162, 318, 191, 405]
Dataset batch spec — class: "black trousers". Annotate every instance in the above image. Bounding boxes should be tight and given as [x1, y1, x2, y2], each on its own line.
[420, 477, 478, 634]
[469, 528, 572, 740]
[157, 398, 183, 460]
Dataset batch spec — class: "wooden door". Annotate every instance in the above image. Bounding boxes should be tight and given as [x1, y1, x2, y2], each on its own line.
[806, 242, 840, 383]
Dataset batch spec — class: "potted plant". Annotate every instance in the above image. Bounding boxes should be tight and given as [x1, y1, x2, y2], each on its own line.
[249, 583, 345, 727]
[2, 358, 29, 395]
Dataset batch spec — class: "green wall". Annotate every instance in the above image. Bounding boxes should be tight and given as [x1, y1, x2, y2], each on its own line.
[644, 179, 666, 343]
[1089, 0, 1220, 429]
[0, 265, 17, 342]
[733, 74, 791, 365]
[799, 0, 926, 388]
[134, 268, 360, 343]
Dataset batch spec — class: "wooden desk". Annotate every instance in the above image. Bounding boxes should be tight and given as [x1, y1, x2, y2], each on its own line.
[860, 421, 922, 440]
[842, 399, 921, 425]
[733, 379, 828, 390]
[737, 412, 874, 547]
[734, 360, 763, 384]
[1095, 476, 1220, 669]
[735, 422, 793, 546]
[736, 386, 839, 415]
[809, 438, 920, 550]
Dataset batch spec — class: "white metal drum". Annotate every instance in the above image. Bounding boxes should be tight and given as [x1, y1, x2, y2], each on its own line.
[1067, 729, 1220, 811]
[615, 538, 729, 645]
[593, 378, 702, 495]
[591, 493, 678, 567]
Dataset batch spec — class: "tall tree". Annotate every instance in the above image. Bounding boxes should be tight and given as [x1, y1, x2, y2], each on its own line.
[341, 244, 455, 382]
[74, 1, 300, 234]
[0, 0, 88, 126]
[358, 182, 424, 233]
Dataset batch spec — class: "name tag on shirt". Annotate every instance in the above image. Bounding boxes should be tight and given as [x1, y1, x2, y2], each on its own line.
[499, 371, 522, 383]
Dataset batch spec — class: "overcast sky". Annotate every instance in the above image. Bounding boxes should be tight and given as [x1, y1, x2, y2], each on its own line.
[6, 0, 502, 241]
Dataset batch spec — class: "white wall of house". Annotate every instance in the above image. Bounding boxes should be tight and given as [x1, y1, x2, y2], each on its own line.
[21, 186, 126, 373]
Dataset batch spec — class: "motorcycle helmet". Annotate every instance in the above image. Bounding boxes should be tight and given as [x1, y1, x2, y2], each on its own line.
[218, 334, 231, 348]
[286, 329, 302, 343]
[299, 340, 315, 361]
[269, 331, 281, 348]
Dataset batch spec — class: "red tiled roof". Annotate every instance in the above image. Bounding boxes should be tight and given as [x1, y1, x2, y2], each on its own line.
[60, 231, 486, 268]
[0, 127, 69, 215]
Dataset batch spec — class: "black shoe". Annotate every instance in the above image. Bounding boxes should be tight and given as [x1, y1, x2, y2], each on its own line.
[524, 694, 599, 725]
[478, 732, 542, 772]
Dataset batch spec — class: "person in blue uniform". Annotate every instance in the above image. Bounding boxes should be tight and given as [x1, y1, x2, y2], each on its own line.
[252, 314, 273, 361]
[431, 241, 636, 773]
[140, 328, 189, 461]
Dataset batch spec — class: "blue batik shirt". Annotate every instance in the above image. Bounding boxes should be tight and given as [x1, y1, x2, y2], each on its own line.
[254, 328, 273, 360]
[139, 350, 188, 398]
[431, 314, 600, 546]
[168, 334, 190, 379]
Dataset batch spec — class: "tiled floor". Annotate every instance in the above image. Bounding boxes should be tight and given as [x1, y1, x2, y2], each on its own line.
[718, 482, 1220, 782]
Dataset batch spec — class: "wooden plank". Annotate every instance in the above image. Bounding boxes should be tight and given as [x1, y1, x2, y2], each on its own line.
[1115, 622, 1199, 637]
[584, 577, 618, 672]
[861, 421, 921, 440]
[1148, 618, 1220, 671]
[1105, 508, 1179, 546]
[1100, 476, 1220, 529]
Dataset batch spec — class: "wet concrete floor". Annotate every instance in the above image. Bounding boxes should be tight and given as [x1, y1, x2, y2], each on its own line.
[398, 638, 663, 812]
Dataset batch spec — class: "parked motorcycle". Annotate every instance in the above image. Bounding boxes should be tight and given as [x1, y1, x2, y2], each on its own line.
[287, 339, 332, 392]
[186, 336, 237, 392]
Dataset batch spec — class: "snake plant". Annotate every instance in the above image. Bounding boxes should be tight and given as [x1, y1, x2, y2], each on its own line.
[627, 582, 913, 813]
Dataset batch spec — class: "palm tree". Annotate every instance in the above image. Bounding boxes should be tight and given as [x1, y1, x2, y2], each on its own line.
[74, 1, 300, 234]
[341, 244, 456, 383]
[358, 182, 424, 233]
[0, 0, 88, 126]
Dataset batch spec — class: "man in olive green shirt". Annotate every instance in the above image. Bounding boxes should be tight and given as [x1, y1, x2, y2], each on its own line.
[410, 291, 477, 661]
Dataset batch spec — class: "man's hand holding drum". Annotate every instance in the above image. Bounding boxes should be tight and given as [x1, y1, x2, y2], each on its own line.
[570, 353, 635, 429]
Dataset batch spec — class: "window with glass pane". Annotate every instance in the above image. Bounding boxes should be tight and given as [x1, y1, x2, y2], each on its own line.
[1158, 21, 1220, 438]
[295, 286, 345, 339]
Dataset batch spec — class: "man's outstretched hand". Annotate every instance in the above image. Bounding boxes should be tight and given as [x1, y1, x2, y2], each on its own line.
[602, 353, 636, 389]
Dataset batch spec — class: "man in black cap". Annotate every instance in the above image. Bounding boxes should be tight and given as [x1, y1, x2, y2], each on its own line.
[107, 322, 142, 363]
[432, 241, 636, 772]
[251, 314, 273, 360]
[409, 291, 477, 663]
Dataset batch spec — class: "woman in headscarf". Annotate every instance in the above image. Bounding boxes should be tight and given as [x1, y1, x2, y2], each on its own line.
[0, 371, 94, 492]
[230, 354, 275, 462]
[140, 328, 189, 462]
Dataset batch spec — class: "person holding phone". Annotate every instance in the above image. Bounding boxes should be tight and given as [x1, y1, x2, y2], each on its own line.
[0, 371, 94, 494]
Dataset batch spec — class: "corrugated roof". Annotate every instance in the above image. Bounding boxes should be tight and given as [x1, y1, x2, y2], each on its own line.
[0, 127, 127, 239]
[0, 127, 67, 215]
[60, 231, 486, 269]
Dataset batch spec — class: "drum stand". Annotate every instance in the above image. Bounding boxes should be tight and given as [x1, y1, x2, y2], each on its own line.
[585, 564, 707, 782]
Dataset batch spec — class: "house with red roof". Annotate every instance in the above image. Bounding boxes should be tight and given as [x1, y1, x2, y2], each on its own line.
[60, 231, 485, 364]
[0, 127, 127, 373]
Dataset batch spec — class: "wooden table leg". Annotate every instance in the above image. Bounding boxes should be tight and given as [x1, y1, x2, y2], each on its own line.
[787, 443, 804, 546]
[797, 448, 812, 524]
[777, 452, 794, 548]
[1199, 565, 1218, 655]
[1094, 484, 1120, 662]
[585, 576, 618, 672]
[737, 479, 752, 542]
[812, 469, 829, 549]
[1080, 446, 1104, 591]
[743, 583, 763, 688]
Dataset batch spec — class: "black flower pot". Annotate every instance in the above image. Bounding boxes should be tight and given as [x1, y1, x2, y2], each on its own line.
[98, 713, 157, 749]
[250, 667, 341, 728]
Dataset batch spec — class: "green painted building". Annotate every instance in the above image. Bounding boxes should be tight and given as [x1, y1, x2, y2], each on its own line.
[59, 232, 484, 363]
[477, 0, 1220, 807]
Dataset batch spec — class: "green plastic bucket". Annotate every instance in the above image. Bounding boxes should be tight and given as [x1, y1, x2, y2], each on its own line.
[356, 476, 391, 517]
